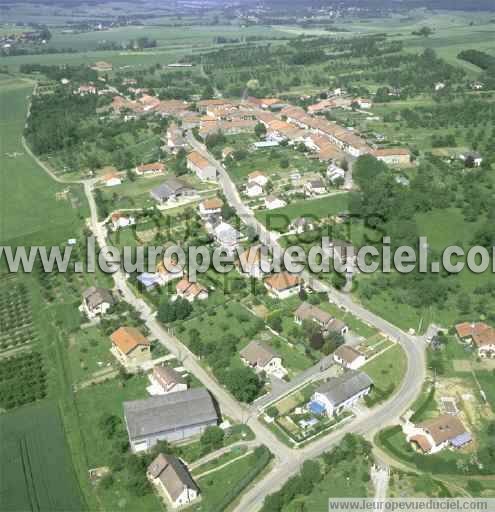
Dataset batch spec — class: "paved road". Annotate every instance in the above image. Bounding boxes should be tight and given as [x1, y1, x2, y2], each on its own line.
[82, 181, 292, 463]
[186, 132, 427, 512]
[24, 84, 426, 512]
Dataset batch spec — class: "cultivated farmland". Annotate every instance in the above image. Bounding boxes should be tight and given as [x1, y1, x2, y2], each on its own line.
[0, 400, 85, 512]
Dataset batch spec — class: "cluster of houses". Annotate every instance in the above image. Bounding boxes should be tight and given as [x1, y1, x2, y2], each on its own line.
[79, 287, 208, 508]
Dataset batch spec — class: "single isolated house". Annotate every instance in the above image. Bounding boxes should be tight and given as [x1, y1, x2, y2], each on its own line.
[240, 340, 285, 377]
[81, 287, 115, 319]
[147, 453, 199, 508]
[309, 370, 373, 416]
[110, 326, 151, 369]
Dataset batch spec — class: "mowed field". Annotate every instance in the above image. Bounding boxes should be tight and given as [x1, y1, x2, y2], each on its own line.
[0, 400, 85, 512]
[0, 79, 86, 246]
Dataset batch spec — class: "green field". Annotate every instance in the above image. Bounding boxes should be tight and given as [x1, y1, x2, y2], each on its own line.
[362, 344, 408, 405]
[0, 401, 85, 512]
[256, 193, 351, 232]
[0, 79, 86, 246]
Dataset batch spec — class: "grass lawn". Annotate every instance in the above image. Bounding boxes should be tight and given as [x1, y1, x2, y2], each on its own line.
[475, 371, 495, 412]
[0, 80, 87, 246]
[190, 447, 272, 512]
[74, 375, 148, 468]
[67, 326, 115, 385]
[256, 193, 351, 232]
[191, 445, 249, 476]
[285, 456, 371, 511]
[362, 344, 407, 406]
[226, 146, 326, 184]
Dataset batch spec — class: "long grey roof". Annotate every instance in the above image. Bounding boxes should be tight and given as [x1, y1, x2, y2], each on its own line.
[124, 388, 218, 440]
[151, 178, 193, 200]
[316, 370, 373, 406]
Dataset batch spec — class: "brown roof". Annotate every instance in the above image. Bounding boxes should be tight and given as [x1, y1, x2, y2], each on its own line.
[248, 171, 266, 180]
[187, 151, 210, 170]
[148, 454, 198, 501]
[137, 162, 165, 173]
[417, 415, 467, 445]
[295, 302, 332, 326]
[201, 197, 223, 210]
[264, 272, 301, 291]
[410, 435, 432, 453]
[111, 326, 149, 355]
[176, 279, 208, 298]
[473, 327, 495, 348]
[153, 366, 185, 387]
[334, 345, 364, 364]
[240, 340, 278, 367]
[455, 322, 490, 339]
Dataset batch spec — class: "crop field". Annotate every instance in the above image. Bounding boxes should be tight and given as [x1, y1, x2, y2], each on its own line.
[0, 351, 47, 409]
[0, 80, 86, 246]
[0, 400, 85, 512]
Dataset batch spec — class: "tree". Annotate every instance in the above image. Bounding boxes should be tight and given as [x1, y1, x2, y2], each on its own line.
[200, 426, 225, 452]
[266, 406, 279, 418]
[467, 480, 483, 495]
[224, 366, 263, 402]
[98, 413, 121, 439]
[255, 122, 267, 139]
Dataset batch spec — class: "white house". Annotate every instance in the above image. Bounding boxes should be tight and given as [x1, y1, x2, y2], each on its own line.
[459, 151, 483, 167]
[326, 163, 345, 183]
[264, 196, 286, 210]
[111, 212, 135, 230]
[148, 366, 187, 396]
[304, 179, 326, 197]
[166, 123, 186, 153]
[355, 98, 372, 109]
[246, 182, 264, 198]
[213, 222, 241, 255]
[81, 287, 115, 319]
[199, 197, 223, 217]
[135, 162, 166, 176]
[147, 454, 199, 508]
[405, 415, 471, 455]
[289, 217, 315, 234]
[240, 340, 286, 378]
[248, 171, 269, 188]
[264, 272, 301, 299]
[103, 172, 122, 187]
[333, 345, 366, 370]
[187, 151, 217, 182]
[309, 370, 373, 416]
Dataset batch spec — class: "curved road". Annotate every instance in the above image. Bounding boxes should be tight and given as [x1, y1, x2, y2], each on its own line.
[186, 132, 426, 511]
[23, 81, 426, 512]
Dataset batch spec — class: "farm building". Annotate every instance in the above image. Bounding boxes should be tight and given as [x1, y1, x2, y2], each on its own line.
[123, 388, 219, 452]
